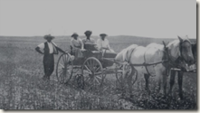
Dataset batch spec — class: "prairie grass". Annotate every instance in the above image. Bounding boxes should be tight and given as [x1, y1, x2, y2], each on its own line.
[0, 36, 197, 110]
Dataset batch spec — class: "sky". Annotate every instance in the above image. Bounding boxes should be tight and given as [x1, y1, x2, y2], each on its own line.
[0, 0, 196, 38]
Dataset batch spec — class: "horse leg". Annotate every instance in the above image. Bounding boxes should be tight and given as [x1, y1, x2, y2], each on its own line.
[156, 74, 166, 96]
[169, 70, 176, 96]
[144, 74, 150, 94]
[154, 68, 163, 94]
[127, 74, 132, 96]
[163, 73, 167, 96]
[157, 78, 161, 93]
[178, 71, 183, 99]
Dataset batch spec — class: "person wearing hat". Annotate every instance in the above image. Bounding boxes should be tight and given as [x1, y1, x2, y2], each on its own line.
[70, 33, 84, 58]
[97, 33, 115, 53]
[35, 34, 66, 80]
[82, 30, 98, 51]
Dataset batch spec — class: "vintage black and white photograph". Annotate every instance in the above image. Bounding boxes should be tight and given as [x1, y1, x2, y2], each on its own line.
[0, 0, 197, 110]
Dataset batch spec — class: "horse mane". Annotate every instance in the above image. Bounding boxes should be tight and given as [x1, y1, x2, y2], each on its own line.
[166, 36, 191, 62]
[166, 40, 180, 61]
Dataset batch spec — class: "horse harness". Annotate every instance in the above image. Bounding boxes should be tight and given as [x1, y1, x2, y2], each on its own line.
[143, 47, 169, 76]
[144, 40, 190, 75]
[124, 46, 168, 77]
[125, 47, 137, 64]
[116, 40, 189, 77]
[165, 40, 190, 72]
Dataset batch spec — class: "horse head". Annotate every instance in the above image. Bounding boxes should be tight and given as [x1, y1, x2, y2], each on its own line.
[178, 36, 194, 65]
[166, 36, 194, 69]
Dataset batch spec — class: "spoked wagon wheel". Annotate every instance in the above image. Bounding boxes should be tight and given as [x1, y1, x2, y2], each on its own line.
[116, 64, 138, 90]
[56, 53, 73, 84]
[82, 57, 104, 91]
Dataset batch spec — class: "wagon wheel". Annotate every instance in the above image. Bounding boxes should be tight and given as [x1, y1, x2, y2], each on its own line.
[116, 65, 138, 90]
[56, 53, 73, 84]
[82, 57, 104, 91]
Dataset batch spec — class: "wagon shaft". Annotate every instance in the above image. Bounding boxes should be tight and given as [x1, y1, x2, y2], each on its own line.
[130, 60, 166, 66]
[102, 67, 123, 74]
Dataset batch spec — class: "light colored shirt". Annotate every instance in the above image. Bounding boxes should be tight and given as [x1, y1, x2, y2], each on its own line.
[96, 38, 115, 53]
[70, 38, 84, 49]
[97, 38, 111, 50]
[37, 41, 57, 54]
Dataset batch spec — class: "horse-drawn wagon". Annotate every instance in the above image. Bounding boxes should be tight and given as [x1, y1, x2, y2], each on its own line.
[55, 36, 196, 99]
[56, 44, 138, 90]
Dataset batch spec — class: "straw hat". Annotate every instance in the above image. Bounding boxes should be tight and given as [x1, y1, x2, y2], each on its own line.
[100, 33, 107, 37]
[71, 33, 79, 38]
[44, 34, 54, 40]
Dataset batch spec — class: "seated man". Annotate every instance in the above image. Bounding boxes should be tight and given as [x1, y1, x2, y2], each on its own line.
[70, 33, 84, 58]
[82, 30, 98, 51]
[97, 33, 115, 53]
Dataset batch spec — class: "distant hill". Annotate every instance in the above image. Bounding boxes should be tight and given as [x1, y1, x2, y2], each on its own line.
[0, 35, 196, 45]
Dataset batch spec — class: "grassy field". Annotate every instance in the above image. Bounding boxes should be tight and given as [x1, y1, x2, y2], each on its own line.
[0, 35, 197, 110]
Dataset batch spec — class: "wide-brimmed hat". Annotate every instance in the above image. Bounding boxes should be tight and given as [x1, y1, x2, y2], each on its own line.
[71, 33, 79, 38]
[44, 34, 54, 40]
[84, 30, 92, 35]
[100, 33, 107, 37]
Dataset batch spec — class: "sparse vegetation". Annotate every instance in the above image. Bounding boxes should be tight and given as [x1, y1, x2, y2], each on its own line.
[0, 36, 197, 110]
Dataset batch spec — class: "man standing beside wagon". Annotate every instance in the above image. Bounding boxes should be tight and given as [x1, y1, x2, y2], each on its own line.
[35, 34, 66, 80]
[35, 32, 116, 81]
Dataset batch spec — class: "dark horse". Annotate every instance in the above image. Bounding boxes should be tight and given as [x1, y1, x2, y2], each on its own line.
[142, 36, 194, 97]
[168, 40, 196, 99]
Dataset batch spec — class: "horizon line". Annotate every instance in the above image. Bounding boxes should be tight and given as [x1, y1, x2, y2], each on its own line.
[0, 35, 196, 39]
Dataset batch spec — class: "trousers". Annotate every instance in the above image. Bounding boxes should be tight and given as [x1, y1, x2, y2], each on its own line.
[43, 54, 54, 78]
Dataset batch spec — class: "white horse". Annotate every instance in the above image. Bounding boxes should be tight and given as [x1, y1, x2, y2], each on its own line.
[114, 36, 194, 96]
[115, 42, 167, 94]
